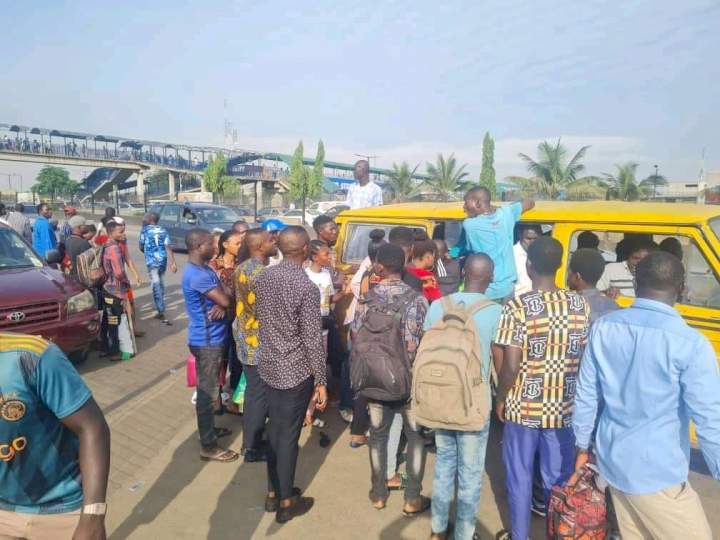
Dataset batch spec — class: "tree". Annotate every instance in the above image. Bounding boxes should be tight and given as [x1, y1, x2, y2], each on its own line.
[424, 153, 471, 201]
[387, 162, 420, 202]
[479, 132, 496, 197]
[640, 172, 668, 199]
[203, 153, 237, 203]
[289, 141, 323, 223]
[34, 166, 78, 202]
[601, 162, 643, 201]
[311, 139, 325, 200]
[508, 139, 602, 200]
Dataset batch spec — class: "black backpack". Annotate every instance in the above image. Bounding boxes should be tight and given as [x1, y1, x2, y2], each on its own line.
[350, 288, 419, 401]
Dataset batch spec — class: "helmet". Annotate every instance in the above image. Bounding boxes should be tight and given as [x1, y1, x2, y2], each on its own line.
[261, 219, 287, 233]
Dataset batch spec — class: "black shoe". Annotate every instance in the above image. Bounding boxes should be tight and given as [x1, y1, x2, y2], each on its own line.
[244, 448, 267, 463]
[531, 501, 547, 518]
[275, 495, 314, 524]
[265, 487, 302, 512]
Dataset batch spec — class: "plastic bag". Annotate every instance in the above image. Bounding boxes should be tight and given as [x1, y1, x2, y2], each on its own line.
[118, 314, 134, 356]
[186, 354, 197, 387]
[232, 372, 247, 412]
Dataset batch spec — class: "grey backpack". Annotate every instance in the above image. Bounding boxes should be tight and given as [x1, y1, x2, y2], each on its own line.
[350, 289, 419, 402]
[412, 297, 494, 431]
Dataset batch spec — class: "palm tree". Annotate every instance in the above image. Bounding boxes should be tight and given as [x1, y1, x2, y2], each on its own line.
[424, 153, 471, 201]
[601, 162, 642, 201]
[640, 172, 668, 199]
[387, 161, 420, 202]
[507, 139, 601, 200]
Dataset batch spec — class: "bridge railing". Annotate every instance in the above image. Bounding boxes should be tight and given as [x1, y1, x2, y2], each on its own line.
[0, 136, 208, 173]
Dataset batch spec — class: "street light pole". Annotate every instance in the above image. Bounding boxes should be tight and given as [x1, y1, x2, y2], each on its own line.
[653, 164, 659, 199]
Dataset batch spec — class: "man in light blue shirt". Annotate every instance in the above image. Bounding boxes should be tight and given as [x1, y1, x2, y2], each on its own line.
[32, 203, 57, 259]
[422, 254, 503, 540]
[573, 251, 720, 540]
[450, 187, 534, 301]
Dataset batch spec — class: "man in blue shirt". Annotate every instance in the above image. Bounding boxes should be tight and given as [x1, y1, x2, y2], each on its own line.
[573, 251, 720, 540]
[423, 254, 503, 540]
[0, 333, 110, 540]
[182, 228, 238, 463]
[32, 203, 57, 259]
[451, 187, 534, 301]
[140, 212, 177, 325]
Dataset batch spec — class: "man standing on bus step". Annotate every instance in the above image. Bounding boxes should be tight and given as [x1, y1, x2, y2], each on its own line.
[451, 187, 534, 302]
[573, 251, 720, 540]
[346, 160, 383, 210]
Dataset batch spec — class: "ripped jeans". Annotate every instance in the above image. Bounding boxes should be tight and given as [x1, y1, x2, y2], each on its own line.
[367, 399, 427, 503]
[149, 266, 166, 314]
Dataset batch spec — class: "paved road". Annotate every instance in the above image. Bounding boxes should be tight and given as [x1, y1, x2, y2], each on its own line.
[77, 227, 720, 539]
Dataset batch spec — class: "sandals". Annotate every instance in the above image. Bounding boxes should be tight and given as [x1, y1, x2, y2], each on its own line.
[200, 448, 239, 462]
[402, 495, 431, 517]
[387, 472, 407, 491]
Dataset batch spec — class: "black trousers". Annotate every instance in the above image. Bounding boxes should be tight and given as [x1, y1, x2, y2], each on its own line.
[351, 394, 370, 436]
[265, 376, 314, 499]
[225, 331, 243, 390]
[189, 345, 223, 449]
[242, 364, 268, 451]
[102, 292, 124, 355]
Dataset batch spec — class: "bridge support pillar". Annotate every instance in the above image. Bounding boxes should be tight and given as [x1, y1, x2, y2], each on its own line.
[200, 173, 206, 192]
[168, 171, 177, 200]
[136, 169, 145, 201]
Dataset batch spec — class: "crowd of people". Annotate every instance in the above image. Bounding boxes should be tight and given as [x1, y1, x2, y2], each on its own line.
[2, 159, 720, 539]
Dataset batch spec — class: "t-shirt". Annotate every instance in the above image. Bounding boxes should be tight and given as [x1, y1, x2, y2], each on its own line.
[597, 261, 635, 297]
[139, 224, 170, 269]
[494, 289, 590, 429]
[346, 182, 383, 209]
[512, 242, 532, 296]
[182, 262, 228, 347]
[305, 267, 335, 318]
[64, 235, 91, 277]
[423, 292, 503, 382]
[453, 202, 523, 300]
[0, 334, 92, 514]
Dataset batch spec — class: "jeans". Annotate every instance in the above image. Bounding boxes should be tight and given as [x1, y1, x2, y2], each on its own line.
[431, 426, 490, 540]
[149, 266, 166, 314]
[265, 376, 314, 500]
[351, 394, 369, 436]
[386, 413, 403, 480]
[189, 345, 224, 449]
[368, 400, 426, 502]
[242, 364, 268, 451]
[339, 354, 353, 410]
[503, 422, 575, 540]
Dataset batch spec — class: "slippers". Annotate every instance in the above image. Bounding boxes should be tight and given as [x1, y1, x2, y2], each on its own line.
[387, 472, 407, 491]
[200, 448, 239, 462]
[402, 495, 431, 517]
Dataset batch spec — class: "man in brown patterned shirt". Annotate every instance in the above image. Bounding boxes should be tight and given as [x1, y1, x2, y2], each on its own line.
[254, 226, 327, 524]
[494, 236, 590, 540]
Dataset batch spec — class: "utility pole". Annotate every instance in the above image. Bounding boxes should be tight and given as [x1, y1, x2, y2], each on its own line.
[653, 164, 659, 199]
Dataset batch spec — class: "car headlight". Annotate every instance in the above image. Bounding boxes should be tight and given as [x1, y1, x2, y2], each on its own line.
[67, 290, 96, 315]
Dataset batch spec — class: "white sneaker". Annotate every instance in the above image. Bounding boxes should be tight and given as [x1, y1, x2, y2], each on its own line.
[339, 409, 353, 423]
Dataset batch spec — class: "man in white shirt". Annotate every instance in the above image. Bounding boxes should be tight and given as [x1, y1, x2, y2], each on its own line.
[513, 224, 541, 296]
[598, 240, 654, 298]
[346, 160, 383, 210]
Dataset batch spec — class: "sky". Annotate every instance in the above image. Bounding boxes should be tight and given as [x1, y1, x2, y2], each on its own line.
[1, 0, 719, 191]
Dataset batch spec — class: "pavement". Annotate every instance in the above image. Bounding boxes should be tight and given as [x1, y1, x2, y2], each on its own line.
[76, 226, 720, 540]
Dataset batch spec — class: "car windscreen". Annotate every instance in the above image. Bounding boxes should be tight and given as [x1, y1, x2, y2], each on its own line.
[0, 229, 43, 269]
[196, 207, 239, 223]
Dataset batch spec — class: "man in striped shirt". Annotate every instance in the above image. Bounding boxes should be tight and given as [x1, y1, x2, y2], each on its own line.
[598, 240, 654, 298]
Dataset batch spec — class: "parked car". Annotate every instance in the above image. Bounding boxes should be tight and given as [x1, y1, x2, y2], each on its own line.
[149, 202, 242, 250]
[0, 223, 100, 364]
[227, 205, 253, 218]
[256, 207, 285, 223]
[281, 208, 306, 225]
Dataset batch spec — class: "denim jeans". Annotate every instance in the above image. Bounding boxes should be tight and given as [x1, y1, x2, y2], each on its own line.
[188, 345, 224, 449]
[368, 400, 426, 502]
[431, 426, 490, 540]
[386, 413, 403, 480]
[149, 266, 166, 314]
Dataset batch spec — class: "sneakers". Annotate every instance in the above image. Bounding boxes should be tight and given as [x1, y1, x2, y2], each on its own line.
[156, 312, 172, 325]
[276, 496, 314, 524]
[531, 500, 547, 518]
[339, 409, 353, 423]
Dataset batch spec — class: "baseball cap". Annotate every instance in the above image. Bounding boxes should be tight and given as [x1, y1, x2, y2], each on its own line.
[261, 219, 288, 233]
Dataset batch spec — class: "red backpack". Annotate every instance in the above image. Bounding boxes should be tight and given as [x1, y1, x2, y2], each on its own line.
[547, 463, 607, 540]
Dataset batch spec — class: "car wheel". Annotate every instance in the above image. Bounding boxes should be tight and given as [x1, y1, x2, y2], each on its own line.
[69, 350, 89, 365]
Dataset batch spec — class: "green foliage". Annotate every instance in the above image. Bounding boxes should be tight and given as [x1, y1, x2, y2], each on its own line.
[601, 162, 642, 201]
[640, 173, 668, 198]
[508, 139, 602, 200]
[289, 140, 322, 202]
[203, 153, 237, 203]
[424, 153, 471, 201]
[479, 132, 496, 197]
[387, 162, 420, 202]
[33, 166, 78, 200]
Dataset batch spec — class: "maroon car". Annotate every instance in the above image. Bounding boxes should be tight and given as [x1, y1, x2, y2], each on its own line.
[0, 223, 99, 363]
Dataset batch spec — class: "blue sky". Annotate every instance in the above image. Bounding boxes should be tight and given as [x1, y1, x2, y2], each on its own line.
[1, 0, 719, 188]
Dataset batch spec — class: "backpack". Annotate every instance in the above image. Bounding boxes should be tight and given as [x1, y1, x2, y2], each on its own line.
[350, 288, 419, 401]
[547, 463, 608, 540]
[411, 297, 494, 431]
[76, 245, 106, 288]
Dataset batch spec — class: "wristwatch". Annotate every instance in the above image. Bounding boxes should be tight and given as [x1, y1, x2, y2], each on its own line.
[82, 503, 107, 515]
